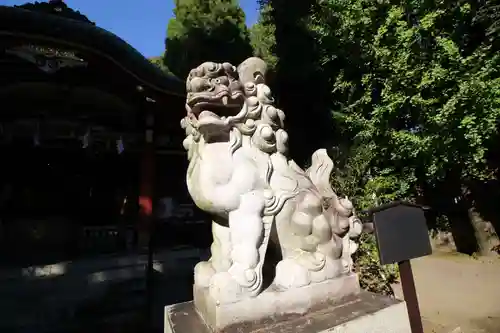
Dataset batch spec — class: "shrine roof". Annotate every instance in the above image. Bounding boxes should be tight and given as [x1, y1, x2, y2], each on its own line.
[0, 3, 185, 98]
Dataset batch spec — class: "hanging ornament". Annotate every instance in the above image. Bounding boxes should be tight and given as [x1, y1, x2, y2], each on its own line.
[33, 121, 40, 147]
[82, 127, 91, 148]
[116, 136, 124, 154]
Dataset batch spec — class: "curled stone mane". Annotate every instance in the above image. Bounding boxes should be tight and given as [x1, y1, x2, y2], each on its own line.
[228, 82, 289, 156]
[181, 58, 290, 158]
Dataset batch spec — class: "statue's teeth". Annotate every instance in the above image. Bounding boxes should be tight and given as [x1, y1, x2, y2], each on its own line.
[222, 96, 228, 105]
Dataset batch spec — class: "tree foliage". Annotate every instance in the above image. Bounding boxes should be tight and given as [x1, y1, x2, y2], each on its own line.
[149, 56, 172, 75]
[254, 0, 338, 165]
[16, 1, 95, 24]
[255, 0, 499, 200]
[249, 4, 277, 69]
[164, 0, 253, 80]
[251, 0, 500, 291]
[163, 0, 500, 293]
[316, 1, 500, 188]
[310, 0, 500, 255]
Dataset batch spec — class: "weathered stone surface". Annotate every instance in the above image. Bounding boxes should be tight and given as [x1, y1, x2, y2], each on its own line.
[194, 273, 360, 331]
[165, 291, 412, 333]
[180, 56, 363, 305]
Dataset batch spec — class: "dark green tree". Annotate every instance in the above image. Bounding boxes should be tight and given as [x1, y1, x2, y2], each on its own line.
[16, 0, 95, 24]
[254, 0, 500, 291]
[256, 0, 337, 165]
[149, 56, 172, 74]
[249, 4, 277, 69]
[164, 0, 253, 80]
[309, 0, 500, 255]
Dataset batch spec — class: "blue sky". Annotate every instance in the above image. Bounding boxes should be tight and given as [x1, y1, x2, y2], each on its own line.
[2, 0, 260, 58]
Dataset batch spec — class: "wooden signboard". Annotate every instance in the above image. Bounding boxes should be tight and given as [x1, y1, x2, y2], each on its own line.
[368, 201, 432, 265]
[363, 201, 432, 333]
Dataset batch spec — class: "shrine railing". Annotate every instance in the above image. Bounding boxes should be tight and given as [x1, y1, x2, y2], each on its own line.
[79, 225, 136, 256]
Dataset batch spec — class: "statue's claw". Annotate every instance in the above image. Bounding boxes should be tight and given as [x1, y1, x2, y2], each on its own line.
[228, 263, 257, 288]
[209, 271, 256, 304]
[194, 261, 216, 288]
[274, 258, 311, 290]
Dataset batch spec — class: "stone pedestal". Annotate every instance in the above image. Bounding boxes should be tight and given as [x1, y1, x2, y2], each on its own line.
[165, 290, 411, 333]
[165, 273, 411, 333]
[194, 274, 360, 331]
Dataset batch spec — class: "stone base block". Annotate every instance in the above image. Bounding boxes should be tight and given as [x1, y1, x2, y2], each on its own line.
[195, 273, 360, 331]
[165, 291, 411, 333]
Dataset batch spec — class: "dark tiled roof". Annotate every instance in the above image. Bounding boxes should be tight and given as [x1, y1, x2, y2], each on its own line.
[0, 4, 185, 97]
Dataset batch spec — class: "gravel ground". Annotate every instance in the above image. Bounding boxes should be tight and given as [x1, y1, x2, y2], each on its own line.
[391, 252, 500, 333]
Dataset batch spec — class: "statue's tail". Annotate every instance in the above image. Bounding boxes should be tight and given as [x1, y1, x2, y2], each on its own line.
[306, 148, 336, 199]
[306, 149, 353, 232]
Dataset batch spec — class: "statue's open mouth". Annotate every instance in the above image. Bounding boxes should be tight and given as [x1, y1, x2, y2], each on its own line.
[187, 90, 244, 131]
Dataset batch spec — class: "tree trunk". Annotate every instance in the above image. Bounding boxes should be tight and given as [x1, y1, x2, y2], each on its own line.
[468, 206, 499, 256]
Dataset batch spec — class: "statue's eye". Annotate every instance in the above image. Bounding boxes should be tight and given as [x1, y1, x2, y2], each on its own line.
[190, 77, 211, 92]
[218, 77, 229, 85]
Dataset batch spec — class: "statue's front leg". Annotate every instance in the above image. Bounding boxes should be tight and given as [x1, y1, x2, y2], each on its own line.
[228, 193, 264, 287]
[209, 191, 266, 303]
[210, 221, 232, 272]
[194, 221, 231, 287]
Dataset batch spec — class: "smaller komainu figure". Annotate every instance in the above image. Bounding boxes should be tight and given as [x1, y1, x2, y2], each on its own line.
[180, 57, 362, 304]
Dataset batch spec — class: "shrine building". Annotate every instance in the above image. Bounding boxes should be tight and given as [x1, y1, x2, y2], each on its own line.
[0, 2, 210, 332]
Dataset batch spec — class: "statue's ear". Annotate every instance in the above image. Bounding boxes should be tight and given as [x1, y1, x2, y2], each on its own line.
[237, 57, 267, 84]
[254, 71, 265, 84]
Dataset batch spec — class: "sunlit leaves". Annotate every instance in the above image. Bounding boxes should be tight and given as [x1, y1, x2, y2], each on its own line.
[249, 4, 278, 68]
[164, 0, 253, 79]
[314, 0, 500, 190]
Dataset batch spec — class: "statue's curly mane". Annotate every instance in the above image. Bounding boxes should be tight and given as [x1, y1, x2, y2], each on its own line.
[181, 58, 288, 155]
[226, 83, 291, 156]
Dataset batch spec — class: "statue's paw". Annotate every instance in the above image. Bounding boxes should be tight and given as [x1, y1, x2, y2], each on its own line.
[274, 259, 310, 290]
[208, 271, 247, 304]
[347, 216, 363, 238]
[310, 257, 343, 283]
[194, 261, 215, 288]
[341, 257, 354, 274]
[228, 262, 258, 288]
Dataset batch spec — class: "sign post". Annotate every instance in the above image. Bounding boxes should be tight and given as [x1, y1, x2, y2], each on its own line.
[398, 260, 423, 333]
[363, 201, 432, 333]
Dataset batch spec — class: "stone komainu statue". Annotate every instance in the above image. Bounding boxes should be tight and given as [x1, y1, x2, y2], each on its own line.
[180, 57, 362, 304]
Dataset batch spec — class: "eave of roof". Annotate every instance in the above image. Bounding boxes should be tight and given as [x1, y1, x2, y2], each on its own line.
[0, 5, 186, 98]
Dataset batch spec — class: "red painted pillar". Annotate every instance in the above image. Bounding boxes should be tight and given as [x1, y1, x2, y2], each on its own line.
[138, 112, 155, 250]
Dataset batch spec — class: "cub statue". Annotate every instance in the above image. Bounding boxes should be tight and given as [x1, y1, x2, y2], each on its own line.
[180, 57, 362, 304]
